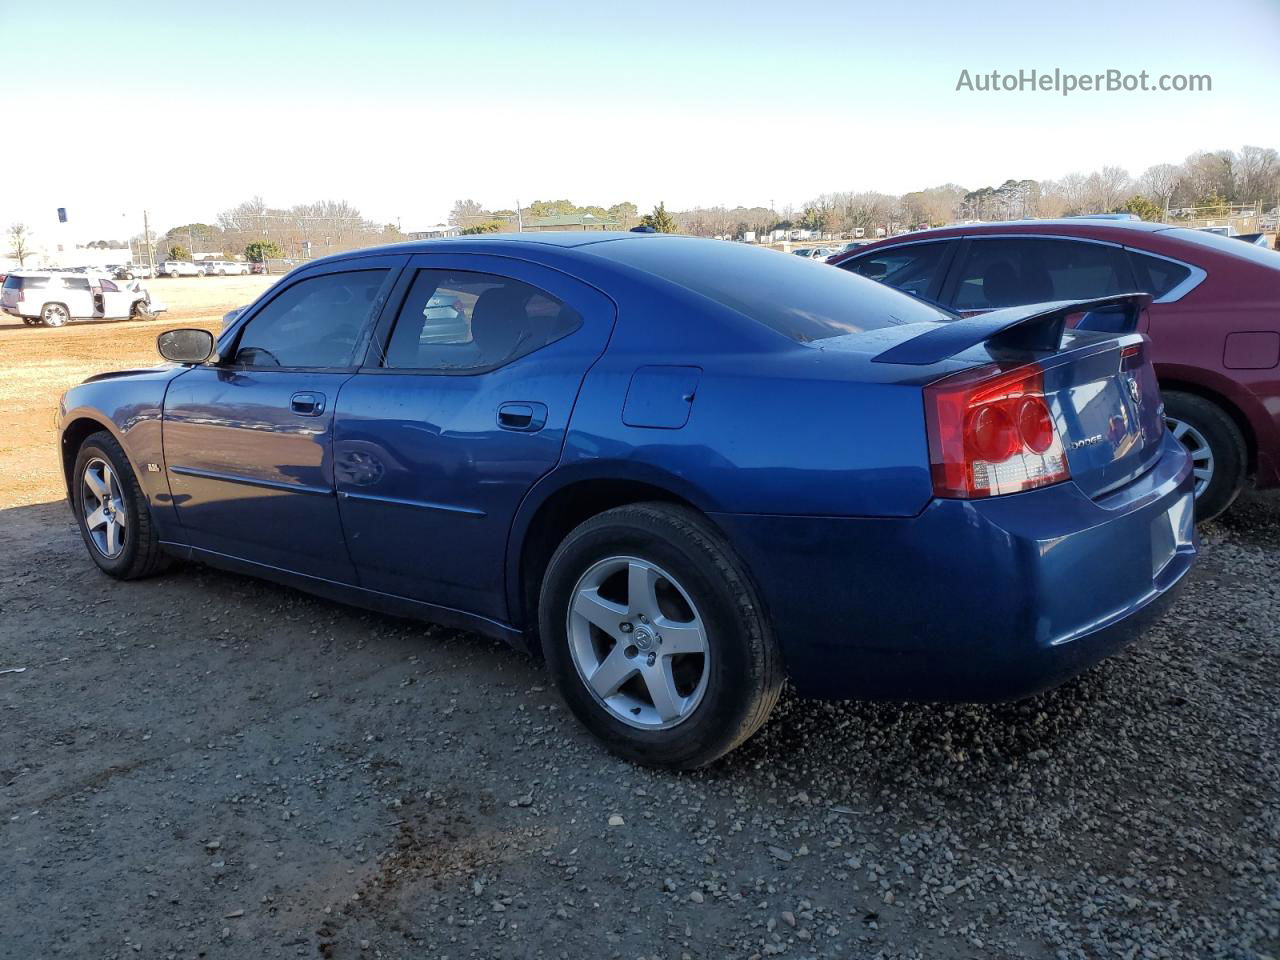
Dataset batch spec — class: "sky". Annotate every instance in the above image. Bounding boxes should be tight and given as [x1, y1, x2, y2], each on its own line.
[4, 0, 1278, 242]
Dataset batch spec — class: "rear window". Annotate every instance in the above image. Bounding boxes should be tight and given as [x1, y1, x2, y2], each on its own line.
[4, 275, 48, 290]
[1127, 251, 1193, 299]
[592, 236, 949, 343]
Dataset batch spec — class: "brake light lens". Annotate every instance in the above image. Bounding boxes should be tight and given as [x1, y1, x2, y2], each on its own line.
[925, 362, 1070, 498]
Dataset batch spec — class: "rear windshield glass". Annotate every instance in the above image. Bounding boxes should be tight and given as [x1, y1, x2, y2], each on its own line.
[592, 236, 950, 343]
[1161, 228, 1280, 271]
[3, 276, 46, 290]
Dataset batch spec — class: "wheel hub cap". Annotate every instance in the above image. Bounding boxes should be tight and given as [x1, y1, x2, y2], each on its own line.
[81, 458, 127, 559]
[566, 556, 710, 730]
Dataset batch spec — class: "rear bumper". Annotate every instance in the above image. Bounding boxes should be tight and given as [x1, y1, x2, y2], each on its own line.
[713, 432, 1196, 702]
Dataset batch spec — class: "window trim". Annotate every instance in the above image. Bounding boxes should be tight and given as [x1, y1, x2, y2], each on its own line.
[215, 256, 405, 373]
[1122, 246, 1206, 303]
[359, 253, 609, 377]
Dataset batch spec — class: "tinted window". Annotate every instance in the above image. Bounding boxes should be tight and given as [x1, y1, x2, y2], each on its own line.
[3, 276, 45, 290]
[844, 242, 950, 299]
[382, 270, 581, 371]
[1127, 251, 1193, 299]
[232, 269, 388, 368]
[62, 276, 92, 290]
[592, 236, 950, 344]
[951, 238, 1132, 310]
[100, 279, 119, 293]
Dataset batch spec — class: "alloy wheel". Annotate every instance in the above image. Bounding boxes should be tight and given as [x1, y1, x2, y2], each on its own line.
[81, 457, 128, 558]
[43, 304, 69, 327]
[566, 556, 710, 730]
[1167, 416, 1214, 497]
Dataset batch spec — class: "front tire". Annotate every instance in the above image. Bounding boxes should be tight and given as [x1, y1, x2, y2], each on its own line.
[131, 300, 157, 321]
[1164, 390, 1247, 523]
[540, 503, 782, 769]
[72, 431, 169, 579]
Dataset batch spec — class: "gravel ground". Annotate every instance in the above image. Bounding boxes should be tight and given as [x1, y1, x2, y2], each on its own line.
[1, 486, 1277, 960]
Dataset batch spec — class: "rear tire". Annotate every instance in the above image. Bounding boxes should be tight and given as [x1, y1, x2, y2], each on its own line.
[72, 431, 170, 580]
[41, 303, 70, 327]
[1163, 390, 1247, 523]
[540, 503, 782, 769]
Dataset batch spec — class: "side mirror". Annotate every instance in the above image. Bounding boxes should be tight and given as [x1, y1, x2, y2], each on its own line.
[157, 328, 215, 364]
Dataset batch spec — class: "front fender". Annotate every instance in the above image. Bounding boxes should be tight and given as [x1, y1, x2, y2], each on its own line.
[59, 367, 186, 537]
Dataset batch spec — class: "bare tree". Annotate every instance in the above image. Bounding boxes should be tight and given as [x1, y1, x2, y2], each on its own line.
[1234, 145, 1280, 205]
[1137, 163, 1182, 215]
[1181, 151, 1235, 204]
[448, 199, 489, 227]
[1083, 166, 1132, 213]
[7, 223, 32, 266]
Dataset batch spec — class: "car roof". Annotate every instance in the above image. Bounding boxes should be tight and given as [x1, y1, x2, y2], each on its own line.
[305, 230, 662, 269]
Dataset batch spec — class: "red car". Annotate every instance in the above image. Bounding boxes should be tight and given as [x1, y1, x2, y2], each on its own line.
[830, 219, 1280, 520]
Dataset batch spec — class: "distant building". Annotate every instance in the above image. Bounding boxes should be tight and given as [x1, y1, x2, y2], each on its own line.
[522, 213, 620, 232]
[405, 224, 462, 240]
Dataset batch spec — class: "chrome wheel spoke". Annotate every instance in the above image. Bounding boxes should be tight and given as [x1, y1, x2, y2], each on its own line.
[105, 520, 122, 557]
[589, 644, 638, 699]
[626, 560, 661, 617]
[655, 617, 706, 655]
[85, 506, 107, 530]
[642, 660, 684, 723]
[84, 469, 109, 499]
[572, 588, 628, 641]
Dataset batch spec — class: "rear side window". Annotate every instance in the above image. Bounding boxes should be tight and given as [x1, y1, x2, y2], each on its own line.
[951, 238, 1132, 310]
[593, 236, 950, 343]
[1127, 251, 1193, 299]
[843, 242, 951, 300]
[231, 269, 389, 368]
[382, 270, 581, 371]
[62, 276, 92, 291]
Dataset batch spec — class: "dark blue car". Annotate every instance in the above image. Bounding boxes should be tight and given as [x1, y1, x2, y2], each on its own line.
[58, 232, 1196, 768]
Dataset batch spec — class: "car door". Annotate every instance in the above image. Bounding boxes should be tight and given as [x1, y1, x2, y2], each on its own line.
[58, 275, 95, 318]
[940, 236, 1137, 320]
[162, 257, 404, 581]
[96, 277, 133, 318]
[839, 240, 956, 305]
[333, 253, 616, 623]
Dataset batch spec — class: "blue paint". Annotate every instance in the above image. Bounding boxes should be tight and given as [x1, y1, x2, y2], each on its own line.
[58, 232, 1197, 701]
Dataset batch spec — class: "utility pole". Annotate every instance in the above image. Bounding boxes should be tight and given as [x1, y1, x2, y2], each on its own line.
[516, 199, 523, 233]
[142, 210, 154, 275]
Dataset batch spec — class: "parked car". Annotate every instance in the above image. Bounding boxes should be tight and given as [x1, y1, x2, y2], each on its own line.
[57, 233, 1195, 768]
[202, 260, 251, 276]
[2, 271, 165, 326]
[158, 260, 205, 278]
[115, 263, 154, 280]
[791, 246, 835, 261]
[830, 219, 1280, 521]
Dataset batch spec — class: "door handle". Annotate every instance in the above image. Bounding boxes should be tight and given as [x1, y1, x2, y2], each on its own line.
[497, 401, 547, 432]
[290, 391, 326, 416]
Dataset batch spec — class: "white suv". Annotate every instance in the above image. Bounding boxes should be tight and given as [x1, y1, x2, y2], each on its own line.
[201, 260, 250, 276]
[158, 260, 205, 278]
[1, 272, 166, 326]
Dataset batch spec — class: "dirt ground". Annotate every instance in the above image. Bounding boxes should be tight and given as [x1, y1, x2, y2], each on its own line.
[0, 290, 1277, 959]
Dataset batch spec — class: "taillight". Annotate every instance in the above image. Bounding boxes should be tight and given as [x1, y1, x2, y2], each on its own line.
[924, 362, 1070, 498]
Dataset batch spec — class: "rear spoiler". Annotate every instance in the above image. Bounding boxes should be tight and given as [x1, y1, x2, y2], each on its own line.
[872, 292, 1151, 366]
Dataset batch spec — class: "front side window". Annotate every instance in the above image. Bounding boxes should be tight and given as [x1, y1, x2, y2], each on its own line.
[951, 238, 1132, 310]
[231, 269, 388, 368]
[382, 270, 581, 371]
[844, 242, 951, 300]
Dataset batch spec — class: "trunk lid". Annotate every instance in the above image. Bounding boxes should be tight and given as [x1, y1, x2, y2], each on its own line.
[870, 293, 1167, 499]
[1038, 332, 1165, 498]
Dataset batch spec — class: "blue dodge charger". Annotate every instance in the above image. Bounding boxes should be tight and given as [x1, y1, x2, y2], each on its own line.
[58, 232, 1196, 768]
